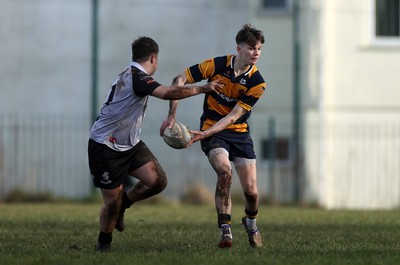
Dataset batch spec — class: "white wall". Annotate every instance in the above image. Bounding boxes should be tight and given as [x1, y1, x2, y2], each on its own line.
[0, 0, 91, 114]
[302, 0, 400, 209]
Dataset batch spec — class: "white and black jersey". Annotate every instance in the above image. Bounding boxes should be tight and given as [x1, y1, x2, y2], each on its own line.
[90, 62, 161, 151]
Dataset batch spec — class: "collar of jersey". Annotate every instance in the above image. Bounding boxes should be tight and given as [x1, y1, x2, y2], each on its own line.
[130, 61, 148, 74]
[230, 55, 253, 77]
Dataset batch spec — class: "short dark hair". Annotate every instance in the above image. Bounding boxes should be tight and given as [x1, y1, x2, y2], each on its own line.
[235, 24, 265, 46]
[131, 36, 159, 62]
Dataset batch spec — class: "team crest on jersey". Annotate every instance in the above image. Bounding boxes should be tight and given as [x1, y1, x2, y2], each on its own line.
[239, 78, 247, 85]
[100, 171, 112, 185]
[222, 72, 231, 79]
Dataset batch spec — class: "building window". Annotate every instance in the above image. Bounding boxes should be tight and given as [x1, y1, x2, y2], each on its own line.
[260, 0, 292, 15]
[262, 0, 286, 9]
[375, 0, 400, 37]
[261, 137, 291, 161]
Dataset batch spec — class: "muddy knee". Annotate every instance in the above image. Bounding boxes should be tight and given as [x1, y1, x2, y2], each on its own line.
[215, 167, 233, 209]
[216, 167, 232, 194]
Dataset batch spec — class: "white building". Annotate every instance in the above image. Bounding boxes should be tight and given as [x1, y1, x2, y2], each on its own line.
[301, 0, 400, 209]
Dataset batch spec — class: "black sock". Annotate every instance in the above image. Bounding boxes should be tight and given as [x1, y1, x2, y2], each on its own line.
[98, 230, 112, 244]
[121, 192, 133, 210]
[218, 214, 231, 227]
[245, 209, 258, 219]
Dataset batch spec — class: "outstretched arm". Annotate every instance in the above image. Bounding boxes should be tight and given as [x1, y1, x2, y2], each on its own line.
[188, 104, 247, 145]
[151, 81, 218, 100]
[158, 74, 184, 135]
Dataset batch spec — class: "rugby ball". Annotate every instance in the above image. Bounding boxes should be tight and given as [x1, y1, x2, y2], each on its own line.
[163, 121, 192, 149]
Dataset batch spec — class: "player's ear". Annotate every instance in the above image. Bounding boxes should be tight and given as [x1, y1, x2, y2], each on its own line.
[236, 45, 241, 54]
[150, 53, 158, 64]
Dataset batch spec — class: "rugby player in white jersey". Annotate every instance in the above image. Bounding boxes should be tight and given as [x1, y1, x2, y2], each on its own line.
[88, 36, 222, 252]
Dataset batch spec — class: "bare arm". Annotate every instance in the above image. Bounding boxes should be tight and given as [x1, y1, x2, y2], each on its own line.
[159, 72, 220, 135]
[189, 104, 247, 145]
[152, 71, 217, 100]
[159, 73, 186, 135]
[167, 72, 187, 117]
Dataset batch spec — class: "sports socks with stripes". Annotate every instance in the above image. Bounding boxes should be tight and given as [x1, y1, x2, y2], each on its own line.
[218, 210, 258, 229]
[218, 214, 231, 227]
[245, 209, 258, 230]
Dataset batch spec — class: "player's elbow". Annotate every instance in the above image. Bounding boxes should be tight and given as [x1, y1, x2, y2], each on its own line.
[228, 110, 246, 124]
[172, 72, 187, 86]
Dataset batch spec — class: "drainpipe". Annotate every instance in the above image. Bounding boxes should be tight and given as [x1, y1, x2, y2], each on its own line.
[90, 0, 99, 194]
[318, 0, 326, 207]
[91, 0, 99, 123]
[292, 0, 301, 202]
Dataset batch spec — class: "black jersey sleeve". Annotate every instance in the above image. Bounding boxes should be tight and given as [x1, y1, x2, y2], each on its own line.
[132, 69, 162, 97]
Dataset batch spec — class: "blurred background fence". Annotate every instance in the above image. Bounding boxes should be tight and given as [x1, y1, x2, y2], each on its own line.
[1, 112, 399, 207]
[323, 120, 400, 208]
[0, 113, 91, 199]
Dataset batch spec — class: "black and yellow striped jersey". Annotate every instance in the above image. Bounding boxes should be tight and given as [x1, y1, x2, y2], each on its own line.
[185, 54, 266, 133]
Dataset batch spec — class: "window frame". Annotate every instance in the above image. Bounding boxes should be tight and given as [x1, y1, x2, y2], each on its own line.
[370, 0, 400, 46]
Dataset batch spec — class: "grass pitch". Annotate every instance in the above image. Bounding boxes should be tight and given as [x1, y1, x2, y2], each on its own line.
[0, 202, 399, 265]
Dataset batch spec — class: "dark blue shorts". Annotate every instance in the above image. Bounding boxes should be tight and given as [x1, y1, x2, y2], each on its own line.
[200, 131, 256, 161]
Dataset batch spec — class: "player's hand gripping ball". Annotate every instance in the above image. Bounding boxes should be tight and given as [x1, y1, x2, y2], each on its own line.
[163, 121, 192, 149]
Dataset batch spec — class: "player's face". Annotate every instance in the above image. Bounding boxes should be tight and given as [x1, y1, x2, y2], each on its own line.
[238, 42, 262, 66]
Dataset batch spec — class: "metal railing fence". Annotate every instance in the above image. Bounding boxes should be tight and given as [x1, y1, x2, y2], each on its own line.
[1, 113, 400, 209]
